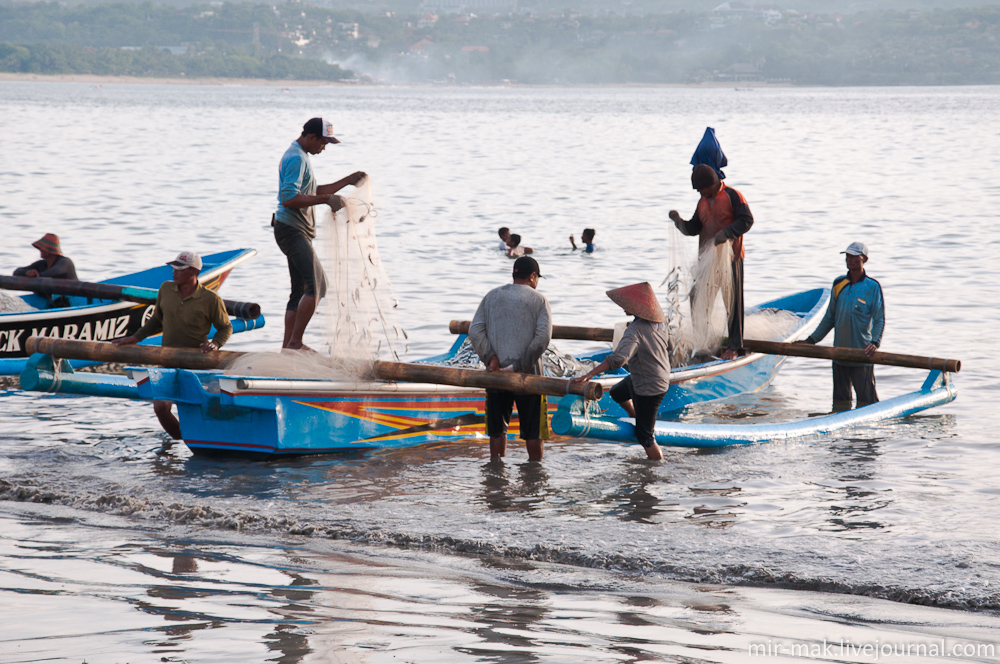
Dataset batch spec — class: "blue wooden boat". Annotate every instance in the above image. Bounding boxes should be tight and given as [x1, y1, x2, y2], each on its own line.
[551, 370, 956, 447]
[1, 249, 264, 375]
[19, 289, 831, 459]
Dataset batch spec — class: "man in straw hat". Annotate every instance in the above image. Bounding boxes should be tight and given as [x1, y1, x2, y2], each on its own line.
[273, 117, 366, 351]
[571, 282, 671, 460]
[668, 163, 754, 361]
[796, 242, 885, 411]
[114, 251, 232, 443]
[13, 233, 78, 281]
[468, 256, 553, 461]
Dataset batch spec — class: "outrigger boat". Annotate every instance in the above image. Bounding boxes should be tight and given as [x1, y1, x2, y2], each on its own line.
[18, 289, 847, 459]
[1, 249, 264, 375]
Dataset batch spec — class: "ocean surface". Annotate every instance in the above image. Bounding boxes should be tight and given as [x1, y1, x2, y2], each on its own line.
[1, 82, 999, 663]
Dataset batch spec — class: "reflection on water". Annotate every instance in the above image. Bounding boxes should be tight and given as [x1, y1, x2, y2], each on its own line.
[479, 460, 551, 514]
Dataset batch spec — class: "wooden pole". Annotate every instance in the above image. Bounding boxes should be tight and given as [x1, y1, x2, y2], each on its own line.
[742, 339, 961, 373]
[26, 337, 241, 370]
[372, 361, 602, 401]
[1, 275, 261, 320]
[450, 320, 614, 342]
[449, 321, 961, 372]
[24, 337, 603, 400]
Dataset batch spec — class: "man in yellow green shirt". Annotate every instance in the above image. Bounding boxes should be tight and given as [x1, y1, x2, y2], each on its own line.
[114, 250, 231, 441]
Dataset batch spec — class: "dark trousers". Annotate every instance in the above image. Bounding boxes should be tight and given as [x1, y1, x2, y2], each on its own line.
[609, 376, 666, 448]
[727, 257, 744, 351]
[832, 363, 878, 411]
[274, 221, 328, 310]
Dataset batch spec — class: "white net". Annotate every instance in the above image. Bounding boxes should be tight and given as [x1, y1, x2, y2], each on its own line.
[660, 226, 734, 365]
[0, 291, 35, 313]
[225, 176, 407, 380]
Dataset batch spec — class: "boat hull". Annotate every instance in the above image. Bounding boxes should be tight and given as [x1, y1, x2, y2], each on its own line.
[132, 369, 567, 458]
[1, 249, 260, 375]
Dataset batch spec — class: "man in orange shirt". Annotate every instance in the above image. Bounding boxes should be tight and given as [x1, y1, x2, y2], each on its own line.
[669, 164, 754, 360]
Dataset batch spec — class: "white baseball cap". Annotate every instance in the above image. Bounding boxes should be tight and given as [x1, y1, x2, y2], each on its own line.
[303, 117, 340, 144]
[841, 242, 868, 258]
[167, 250, 203, 270]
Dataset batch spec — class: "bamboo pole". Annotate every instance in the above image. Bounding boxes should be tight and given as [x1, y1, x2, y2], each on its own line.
[742, 339, 961, 373]
[26, 337, 241, 370]
[450, 320, 614, 342]
[449, 321, 961, 372]
[1, 275, 261, 320]
[24, 337, 602, 400]
[372, 361, 602, 401]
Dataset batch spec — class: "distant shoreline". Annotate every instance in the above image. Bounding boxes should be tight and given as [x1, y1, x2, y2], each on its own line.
[0, 72, 351, 86]
[0, 72, 792, 88]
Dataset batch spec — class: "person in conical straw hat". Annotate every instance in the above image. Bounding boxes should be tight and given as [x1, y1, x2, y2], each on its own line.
[14, 233, 78, 281]
[571, 282, 671, 460]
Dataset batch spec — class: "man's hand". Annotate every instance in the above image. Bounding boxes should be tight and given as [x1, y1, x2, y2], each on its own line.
[487, 356, 500, 372]
[328, 194, 345, 211]
[200, 340, 219, 354]
[25, 269, 39, 278]
[668, 210, 682, 224]
[714, 229, 729, 246]
[350, 171, 367, 186]
[793, 339, 814, 346]
[864, 343, 878, 357]
[112, 336, 138, 347]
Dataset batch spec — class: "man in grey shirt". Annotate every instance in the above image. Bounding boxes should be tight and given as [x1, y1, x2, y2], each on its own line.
[469, 256, 553, 461]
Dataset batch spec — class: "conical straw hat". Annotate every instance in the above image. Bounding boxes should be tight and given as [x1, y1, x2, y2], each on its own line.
[32, 233, 62, 256]
[606, 282, 665, 323]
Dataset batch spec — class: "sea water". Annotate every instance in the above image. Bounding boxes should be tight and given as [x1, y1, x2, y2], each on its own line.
[1, 82, 999, 663]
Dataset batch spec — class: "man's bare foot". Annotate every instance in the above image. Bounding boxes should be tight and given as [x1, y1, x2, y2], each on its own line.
[721, 349, 738, 361]
[283, 343, 316, 353]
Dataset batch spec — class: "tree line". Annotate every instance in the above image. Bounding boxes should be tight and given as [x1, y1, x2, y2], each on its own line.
[1, 1, 999, 84]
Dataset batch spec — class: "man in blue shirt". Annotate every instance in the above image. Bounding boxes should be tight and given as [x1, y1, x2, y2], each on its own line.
[799, 242, 885, 411]
[274, 117, 365, 350]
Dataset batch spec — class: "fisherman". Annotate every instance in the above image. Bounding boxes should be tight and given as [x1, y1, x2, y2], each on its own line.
[274, 117, 366, 350]
[668, 163, 753, 360]
[569, 228, 596, 253]
[571, 282, 670, 460]
[797, 242, 885, 411]
[13, 234, 78, 281]
[113, 251, 232, 442]
[468, 256, 553, 461]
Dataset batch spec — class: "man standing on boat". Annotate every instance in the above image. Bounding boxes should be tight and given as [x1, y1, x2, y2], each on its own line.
[274, 117, 366, 350]
[468, 256, 553, 461]
[669, 164, 754, 361]
[798, 242, 885, 411]
[113, 251, 232, 442]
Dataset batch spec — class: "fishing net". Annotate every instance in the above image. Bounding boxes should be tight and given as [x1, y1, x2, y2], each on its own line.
[659, 227, 802, 365]
[436, 338, 599, 378]
[225, 176, 407, 380]
[660, 225, 734, 366]
[0, 291, 35, 313]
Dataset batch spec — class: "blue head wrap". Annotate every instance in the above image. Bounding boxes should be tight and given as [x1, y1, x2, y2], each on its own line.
[690, 127, 727, 180]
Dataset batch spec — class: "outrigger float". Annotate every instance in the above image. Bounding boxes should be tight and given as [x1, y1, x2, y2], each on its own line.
[16, 288, 959, 458]
[0, 249, 265, 376]
[552, 370, 957, 448]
